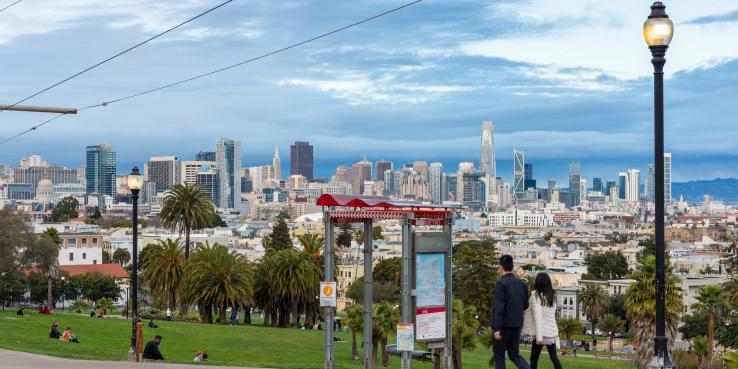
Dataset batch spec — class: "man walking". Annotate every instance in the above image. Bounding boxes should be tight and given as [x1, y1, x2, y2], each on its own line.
[492, 254, 531, 369]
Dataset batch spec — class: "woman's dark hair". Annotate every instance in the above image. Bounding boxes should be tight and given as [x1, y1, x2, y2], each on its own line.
[533, 272, 555, 307]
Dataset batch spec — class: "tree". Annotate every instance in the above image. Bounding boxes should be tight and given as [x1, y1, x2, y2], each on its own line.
[557, 317, 583, 353]
[373, 257, 401, 288]
[336, 223, 353, 249]
[102, 250, 111, 264]
[679, 309, 709, 341]
[626, 255, 683, 369]
[264, 217, 292, 251]
[346, 305, 363, 360]
[598, 314, 625, 352]
[579, 284, 609, 348]
[726, 351, 738, 369]
[637, 236, 657, 261]
[355, 229, 364, 247]
[42, 228, 61, 245]
[606, 293, 628, 326]
[76, 273, 121, 303]
[88, 206, 101, 219]
[297, 233, 324, 263]
[181, 244, 254, 324]
[0, 208, 33, 276]
[347, 278, 400, 305]
[694, 284, 728, 366]
[372, 226, 384, 240]
[270, 248, 321, 327]
[452, 239, 499, 327]
[160, 184, 216, 260]
[452, 299, 479, 369]
[24, 234, 59, 307]
[50, 196, 79, 222]
[692, 336, 710, 369]
[142, 239, 184, 311]
[212, 214, 227, 227]
[371, 302, 398, 367]
[112, 248, 131, 266]
[583, 250, 629, 280]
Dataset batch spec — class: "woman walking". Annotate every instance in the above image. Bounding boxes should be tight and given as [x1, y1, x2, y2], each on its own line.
[523, 272, 563, 369]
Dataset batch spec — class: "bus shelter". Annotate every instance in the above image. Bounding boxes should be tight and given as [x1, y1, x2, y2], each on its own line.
[317, 194, 455, 369]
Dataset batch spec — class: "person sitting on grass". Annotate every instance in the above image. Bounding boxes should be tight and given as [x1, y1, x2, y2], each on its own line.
[59, 327, 79, 343]
[193, 351, 208, 362]
[16, 308, 23, 316]
[49, 321, 61, 339]
[148, 320, 158, 328]
[143, 335, 165, 361]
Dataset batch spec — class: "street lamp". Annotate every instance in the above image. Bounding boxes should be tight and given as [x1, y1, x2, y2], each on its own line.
[60, 276, 66, 312]
[127, 167, 143, 355]
[643, 2, 674, 369]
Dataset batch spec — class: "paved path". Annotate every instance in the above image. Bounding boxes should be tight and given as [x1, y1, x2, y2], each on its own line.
[0, 349, 266, 369]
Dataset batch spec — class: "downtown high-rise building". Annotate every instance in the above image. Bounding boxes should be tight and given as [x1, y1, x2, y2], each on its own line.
[85, 144, 116, 197]
[647, 164, 656, 203]
[664, 152, 672, 204]
[195, 150, 216, 162]
[592, 177, 603, 193]
[216, 138, 242, 210]
[618, 172, 627, 199]
[351, 158, 372, 195]
[145, 156, 179, 192]
[272, 145, 281, 182]
[290, 141, 313, 180]
[569, 161, 581, 206]
[626, 169, 640, 202]
[412, 161, 429, 181]
[513, 150, 525, 200]
[375, 160, 393, 182]
[428, 162, 444, 204]
[523, 163, 536, 190]
[480, 120, 496, 200]
[606, 180, 617, 198]
[180, 160, 216, 185]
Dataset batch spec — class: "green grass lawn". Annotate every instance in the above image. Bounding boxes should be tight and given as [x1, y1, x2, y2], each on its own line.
[0, 310, 635, 369]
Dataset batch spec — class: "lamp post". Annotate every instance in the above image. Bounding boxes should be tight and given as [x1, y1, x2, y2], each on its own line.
[60, 276, 66, 312]
[127, 167, 143, 354]
[643, 2, 674, 369]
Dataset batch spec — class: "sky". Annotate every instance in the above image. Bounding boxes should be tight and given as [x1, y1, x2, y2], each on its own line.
[1, 0, 737, 184]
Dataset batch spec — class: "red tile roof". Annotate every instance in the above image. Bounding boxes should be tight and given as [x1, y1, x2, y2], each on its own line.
[59, 264, 129, 279]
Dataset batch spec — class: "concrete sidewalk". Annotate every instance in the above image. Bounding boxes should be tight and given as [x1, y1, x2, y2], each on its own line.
[0, 349, 266, 369]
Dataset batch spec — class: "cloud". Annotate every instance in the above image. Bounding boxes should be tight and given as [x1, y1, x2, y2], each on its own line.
[683, 10, 738, 25]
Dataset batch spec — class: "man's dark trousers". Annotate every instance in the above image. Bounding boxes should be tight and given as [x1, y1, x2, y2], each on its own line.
[493, 327, 531, 369]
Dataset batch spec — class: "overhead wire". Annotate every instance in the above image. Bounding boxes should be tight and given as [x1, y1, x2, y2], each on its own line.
[0, 0, 233, 113]
[0, 0, 24, 14]
[0, 0, 423, 145]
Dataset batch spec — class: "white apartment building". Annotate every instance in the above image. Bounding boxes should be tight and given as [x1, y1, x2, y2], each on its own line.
[488, 210, 554, 227]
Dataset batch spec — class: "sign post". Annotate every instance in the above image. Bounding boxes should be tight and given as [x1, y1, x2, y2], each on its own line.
[320, 282, 337, 307]
[397, 323, 415, 352]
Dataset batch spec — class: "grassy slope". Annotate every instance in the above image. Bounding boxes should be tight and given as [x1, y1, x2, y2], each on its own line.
[0, 311, 634, 369]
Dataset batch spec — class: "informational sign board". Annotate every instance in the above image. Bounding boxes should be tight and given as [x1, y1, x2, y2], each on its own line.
[416, 307, 446, 340]
[397, 323, 415, 351]
[320, 281, 336, 307]
[415, 252, 445, 308]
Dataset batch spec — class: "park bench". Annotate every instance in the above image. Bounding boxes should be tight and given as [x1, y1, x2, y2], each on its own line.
[384, 345, 433, 362]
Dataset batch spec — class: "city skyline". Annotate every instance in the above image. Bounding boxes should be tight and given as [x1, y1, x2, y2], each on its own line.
[0, 1, 737, 181]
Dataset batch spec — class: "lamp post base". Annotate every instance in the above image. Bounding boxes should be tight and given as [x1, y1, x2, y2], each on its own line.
[646, 354, 675, 369]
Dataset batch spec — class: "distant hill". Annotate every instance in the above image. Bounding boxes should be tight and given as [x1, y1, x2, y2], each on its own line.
[672, 178, 738, 204]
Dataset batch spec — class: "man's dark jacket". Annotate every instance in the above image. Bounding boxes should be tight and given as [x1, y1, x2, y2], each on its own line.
[143, 341, 164, 360]
[491, 273, 529, 331]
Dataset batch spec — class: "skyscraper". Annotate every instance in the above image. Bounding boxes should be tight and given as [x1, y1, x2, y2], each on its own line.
[480, 120, 495, 180]
[626, 169, 640, 202]
[272, 145, 281, 182]
[647, 164, 656, 203]
[351, 159, 372, 195]
[592, 178, 603, 193]
[606, 180, 617, 198]
[513, 150, 525, 200]
[375, 160, 393, 182]
[85, 144, 116, 197]
[412, 161, 429, 181]
[216, 138, 242, 210]
[195, 150, 216, 162]
[290, 141, 314, 180]
[618, 172, 627, 199]
[664, 152, 672, 204]
[428, 162, 443, 204]
[523, 163, 536, 190]
[144, 156, 179, 192]
[569, 161, 581, 206]
[196, 169, 220, 204]
[459, 170, 485, 210]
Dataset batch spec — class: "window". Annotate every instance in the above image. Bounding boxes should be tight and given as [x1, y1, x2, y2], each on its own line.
[93, 260, 97, 264]
[92, 238, 98, 246]
[81, 238, 88, 246]
[69, 253, 74, 261]
[82, 253, 87, 259]
[68, 238, 76, 246]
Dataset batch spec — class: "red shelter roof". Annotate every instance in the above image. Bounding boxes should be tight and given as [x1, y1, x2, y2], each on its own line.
[316, 194, 453, 209]
[316, 194, 455, 224]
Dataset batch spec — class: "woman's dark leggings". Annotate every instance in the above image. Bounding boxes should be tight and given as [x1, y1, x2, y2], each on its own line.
[530, 340, 563, 369]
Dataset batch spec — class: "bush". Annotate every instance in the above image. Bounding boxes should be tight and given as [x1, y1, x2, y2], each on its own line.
[70, 300, 90, 314]
[96, 297, 114, 311]
[183, 310, 201, 322]
[139, 308, 162, 320]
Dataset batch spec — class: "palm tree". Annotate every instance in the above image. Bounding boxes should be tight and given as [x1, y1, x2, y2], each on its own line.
[159, 184, 215, 260]
[141, 239, 184, 311]
[346, 305, 363, 360]
[626, 255, 683, 369]
[253, 253, 278, 327]
[452, 299, 479, 369]
[694, 284, 728, 366]
[372, 302, 398, 367]
[182, 243, 254, 324]
[112, 248, 131, 266]
[579, 284, 609, 348]
[557, 317, 583, 354]
[270, 249, 321, 328]
[692, 336, 709, 369]
[297, 233, 324, 264]
[598, 313, 625, 352]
